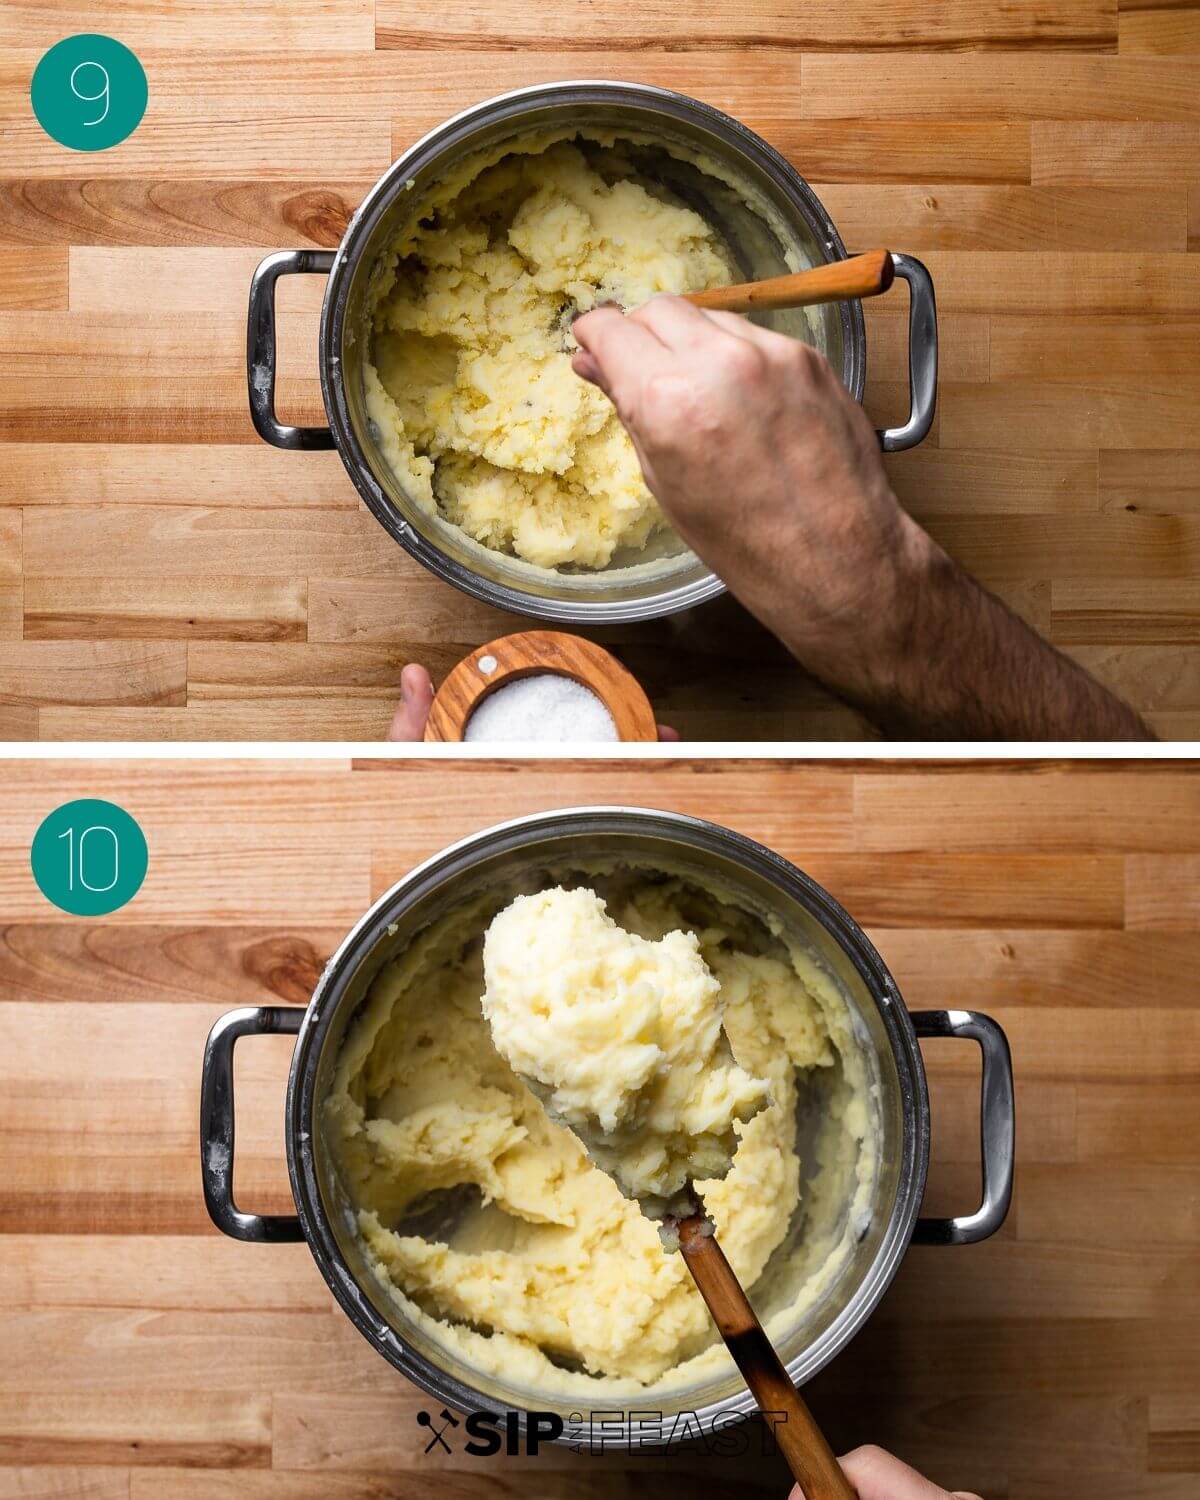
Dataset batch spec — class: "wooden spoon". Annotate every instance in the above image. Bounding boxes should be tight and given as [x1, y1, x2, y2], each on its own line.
[685, 248, 894, 317]
[677, 1213, 857, 1499]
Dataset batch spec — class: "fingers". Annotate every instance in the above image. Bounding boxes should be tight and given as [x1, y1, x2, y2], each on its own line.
[573, 295, 812, 416]
[699, 305, 812, 362]
[572, 304, 672, 401]
[571, 349, 602, 386]
[656, 723, 680, 742]
[574, 295, 752, 409]
[839, 1444, 956, 1498]
[386, 663, 435, 741]
[791, 1452, 979, 1500]
[696, 307, 763, 341]
[633, 293, 721, 350]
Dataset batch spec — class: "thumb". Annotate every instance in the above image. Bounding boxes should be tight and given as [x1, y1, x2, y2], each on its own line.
[571, 348, 609, 394]
[387, 664, 435, 741]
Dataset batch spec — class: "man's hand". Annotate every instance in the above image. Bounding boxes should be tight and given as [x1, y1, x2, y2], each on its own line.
[387, 664, 680, 742]
[574, 299, 923, 690]
[789, 1444, 983, 1500]
[573, 297, 1151, 741]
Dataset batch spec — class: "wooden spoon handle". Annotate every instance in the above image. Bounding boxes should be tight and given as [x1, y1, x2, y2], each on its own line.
[685, 249, 894, 316]
[678, 1217, 857, 1499]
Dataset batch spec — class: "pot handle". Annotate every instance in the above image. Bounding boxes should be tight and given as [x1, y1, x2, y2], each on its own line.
[910, 1009, 1014, 1245]
[200, 1005, 305, 1242]
[247, 250, 336, 450]
[876, 252, 937, 452]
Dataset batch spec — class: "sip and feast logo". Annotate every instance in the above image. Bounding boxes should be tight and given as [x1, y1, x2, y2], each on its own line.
[416, 1406, 787, 1457]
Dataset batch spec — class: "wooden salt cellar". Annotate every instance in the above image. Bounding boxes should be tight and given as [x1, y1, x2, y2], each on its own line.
[423, 631, 657, 743]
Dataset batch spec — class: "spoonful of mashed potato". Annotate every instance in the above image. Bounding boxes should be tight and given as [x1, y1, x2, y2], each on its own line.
[481, 884, 856, 1498]
[481, 885, 770, 1218]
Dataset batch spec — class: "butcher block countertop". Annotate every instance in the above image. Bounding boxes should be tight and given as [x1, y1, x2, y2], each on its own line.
[1, 757, 1197, 1497]
[1, 3, 1199, 740]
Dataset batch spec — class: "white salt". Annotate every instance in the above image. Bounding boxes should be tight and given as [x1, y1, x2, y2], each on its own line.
[464, 673, 619, 743]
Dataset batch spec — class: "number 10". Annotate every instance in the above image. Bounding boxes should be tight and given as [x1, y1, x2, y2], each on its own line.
[57, 824, 119, 892]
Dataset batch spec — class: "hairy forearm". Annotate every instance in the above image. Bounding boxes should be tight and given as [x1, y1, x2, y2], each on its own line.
[775, 528, 1154, 742]
[570, 298, 1156, 741]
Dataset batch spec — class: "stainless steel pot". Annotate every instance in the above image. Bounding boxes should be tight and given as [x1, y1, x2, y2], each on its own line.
[201, 808, 1011, 1442]
[247, 82, 938, 625]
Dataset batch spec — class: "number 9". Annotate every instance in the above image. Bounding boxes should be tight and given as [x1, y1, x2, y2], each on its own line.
[69, 60, 110, 126]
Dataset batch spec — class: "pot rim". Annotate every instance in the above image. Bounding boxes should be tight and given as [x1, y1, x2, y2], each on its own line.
[317, 80, 866, 625]
[284, 806, 929, 1439]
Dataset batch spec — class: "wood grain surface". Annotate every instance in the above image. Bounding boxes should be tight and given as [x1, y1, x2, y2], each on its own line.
[1, 757, 1197, 1497]
[1, 5, 1199, 740]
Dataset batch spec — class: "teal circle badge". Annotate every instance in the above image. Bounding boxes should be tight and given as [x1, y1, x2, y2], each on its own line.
[31, 798, 148, 916]
[31, 34, 147, 152]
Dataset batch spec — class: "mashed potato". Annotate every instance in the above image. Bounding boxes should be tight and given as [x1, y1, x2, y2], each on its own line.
[364, 139, 735, 570]
[482, 886, 769, 1216]
[323, 872, 875, 1393]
